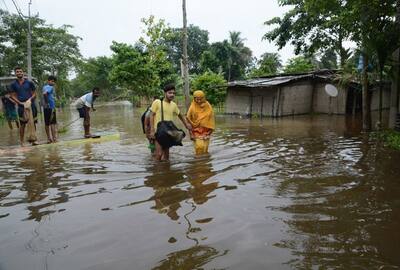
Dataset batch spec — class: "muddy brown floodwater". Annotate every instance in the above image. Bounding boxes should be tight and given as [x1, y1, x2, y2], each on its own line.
[1, 103, 399, 269]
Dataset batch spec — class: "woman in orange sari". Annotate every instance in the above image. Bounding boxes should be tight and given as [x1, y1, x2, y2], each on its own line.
[186, 90, 215, 155]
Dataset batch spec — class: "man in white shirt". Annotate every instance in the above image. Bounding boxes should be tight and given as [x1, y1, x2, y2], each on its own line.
[76, 87, 100, 138]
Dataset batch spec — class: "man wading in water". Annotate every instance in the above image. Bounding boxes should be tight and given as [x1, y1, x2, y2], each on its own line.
[9, 67, 38, 146]
[149, 84, 192, 161]
[42, 75, 58, 143]
[75, 87, 100, 138]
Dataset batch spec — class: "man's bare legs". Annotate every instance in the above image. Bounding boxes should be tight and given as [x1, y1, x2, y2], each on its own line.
[45, 124, 58, 143]
[154, 140, 170, 161]
[51, 124, 57, 142]
[45, 125, 52, 143]
[19, 123, 25, 146]
[7, 120, 13, 130]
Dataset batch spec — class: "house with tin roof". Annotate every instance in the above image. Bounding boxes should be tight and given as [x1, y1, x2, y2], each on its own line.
[226, 70, 390, 117]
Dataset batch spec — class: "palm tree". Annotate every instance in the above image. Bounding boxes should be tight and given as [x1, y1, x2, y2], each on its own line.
[226, 31, 252, 81]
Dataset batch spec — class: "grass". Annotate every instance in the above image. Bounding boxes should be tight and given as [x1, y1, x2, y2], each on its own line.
[371, 130, 400, 150]
[58, 126, 68, 134]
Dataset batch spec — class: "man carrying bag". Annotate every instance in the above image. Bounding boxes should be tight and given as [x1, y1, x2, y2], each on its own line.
[149, 84, 192, 161]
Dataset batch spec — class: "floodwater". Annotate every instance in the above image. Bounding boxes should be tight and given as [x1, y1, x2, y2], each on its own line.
[1, 102, 399, 270]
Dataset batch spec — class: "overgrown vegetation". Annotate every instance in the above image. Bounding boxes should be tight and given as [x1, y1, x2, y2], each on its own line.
[372, 130, 400, 150]
[264, 0, 400, 130]
[191, 71, 227, 107]
[1, 1, 400, 126]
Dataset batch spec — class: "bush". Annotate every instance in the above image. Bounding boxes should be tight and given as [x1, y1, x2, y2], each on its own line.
[372, 130, 400, 150]
[191, 71, 227, 106]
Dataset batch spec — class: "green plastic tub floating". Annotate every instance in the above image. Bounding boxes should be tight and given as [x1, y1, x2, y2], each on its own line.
[40, 133, 121, 148]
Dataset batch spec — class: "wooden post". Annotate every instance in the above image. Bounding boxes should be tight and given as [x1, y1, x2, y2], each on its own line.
[389, 49, 400, 128]
[361, 53, 371, 131]
[389, 0, 400, 129]
[27, 0, 32, 80]
[182, 0, 190, 111]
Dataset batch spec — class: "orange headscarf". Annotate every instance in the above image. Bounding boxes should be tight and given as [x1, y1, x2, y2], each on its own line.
[186, 90, 215, 130]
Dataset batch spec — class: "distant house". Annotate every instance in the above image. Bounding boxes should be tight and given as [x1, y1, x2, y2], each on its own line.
[226, 70, 390, 117]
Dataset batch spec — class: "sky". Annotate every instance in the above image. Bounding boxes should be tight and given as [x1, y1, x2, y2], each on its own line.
[3, 0, 295, 63]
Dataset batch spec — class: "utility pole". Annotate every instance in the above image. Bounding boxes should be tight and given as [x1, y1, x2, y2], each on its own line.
[27, 0, 32, 80]
[182, 0, 190, 110]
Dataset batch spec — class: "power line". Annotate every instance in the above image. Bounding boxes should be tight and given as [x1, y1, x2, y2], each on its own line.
[1, 0, 11, 13]
[10, 0, 24, 18]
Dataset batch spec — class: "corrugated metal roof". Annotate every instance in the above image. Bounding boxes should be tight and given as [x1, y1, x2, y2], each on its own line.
[228, 74, 312, 88]
[228, 70, 336, 88]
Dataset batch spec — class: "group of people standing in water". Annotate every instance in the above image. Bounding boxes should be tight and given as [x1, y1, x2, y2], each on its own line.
[1, 67, 101, 146]
[1, 67, 215, 159]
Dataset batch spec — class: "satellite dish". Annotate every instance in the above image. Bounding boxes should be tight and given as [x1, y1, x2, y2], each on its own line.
[325, 84, 338, 97]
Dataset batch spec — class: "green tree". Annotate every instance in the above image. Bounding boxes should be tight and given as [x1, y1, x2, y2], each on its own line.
[191, 71, 227, 106]
[319, 49, 338, 70]
[249, 52, 282, 77]
[138, 16, 176, 88]
[227, 31, 253, 81]
[0, 10, 81, 82]
[265, 0, 400, 130]
[109, 42, 159, 99]
[283, 56, 315, 74]
[164, 25, 210, 74]
[108, 16, 178, 100]
[352, 1, 399, 124]
[200, 32, 252, 81]
[341, 0, 399, 130]
[264, 0, 351, 67]
[70, 56, 114, 98]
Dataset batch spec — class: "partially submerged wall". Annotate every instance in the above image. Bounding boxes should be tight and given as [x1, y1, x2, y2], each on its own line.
[279, 82, 313, 116]
[370, 85, 391, 111]
[225, 87, 252, 115]
[249, 87, 278, 117]
[313, 83, 347, 114]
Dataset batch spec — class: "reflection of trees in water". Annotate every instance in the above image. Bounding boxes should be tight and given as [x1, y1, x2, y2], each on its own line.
[20, 148, 67, 221]
[145, 158, 226, 270]
[144, 157, 218, 221]
[81, 143, 107, 175]
[152, 245, 228, 270]
[273, 135, 400, 268]
[145, 162, 188, 220]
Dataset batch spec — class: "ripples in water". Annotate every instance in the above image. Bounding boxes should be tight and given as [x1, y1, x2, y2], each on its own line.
[1, 112, 400, 269]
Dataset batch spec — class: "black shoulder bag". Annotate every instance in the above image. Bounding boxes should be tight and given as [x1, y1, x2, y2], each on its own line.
[155, 99, 186, 149]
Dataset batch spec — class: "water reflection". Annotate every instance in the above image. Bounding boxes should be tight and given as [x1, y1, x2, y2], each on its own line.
[144, 157, 218, 221]
[187, 155, 218, 205]
[22, 147, 66, 221]
[145, 162, 188, 220]
[1, 106, 400, 270]
[273, 135, 400, 268]
[152, 245, 228, 270]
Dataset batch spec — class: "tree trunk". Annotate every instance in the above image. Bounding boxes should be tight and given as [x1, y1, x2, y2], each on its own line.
[338, 31, 347, 68]
[379, 68, 383, 124]
[182, 0, 190, 111]
[389, 1, 400, 128]
[389, 49, 400, 128]
[362, 53, 371, 131]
